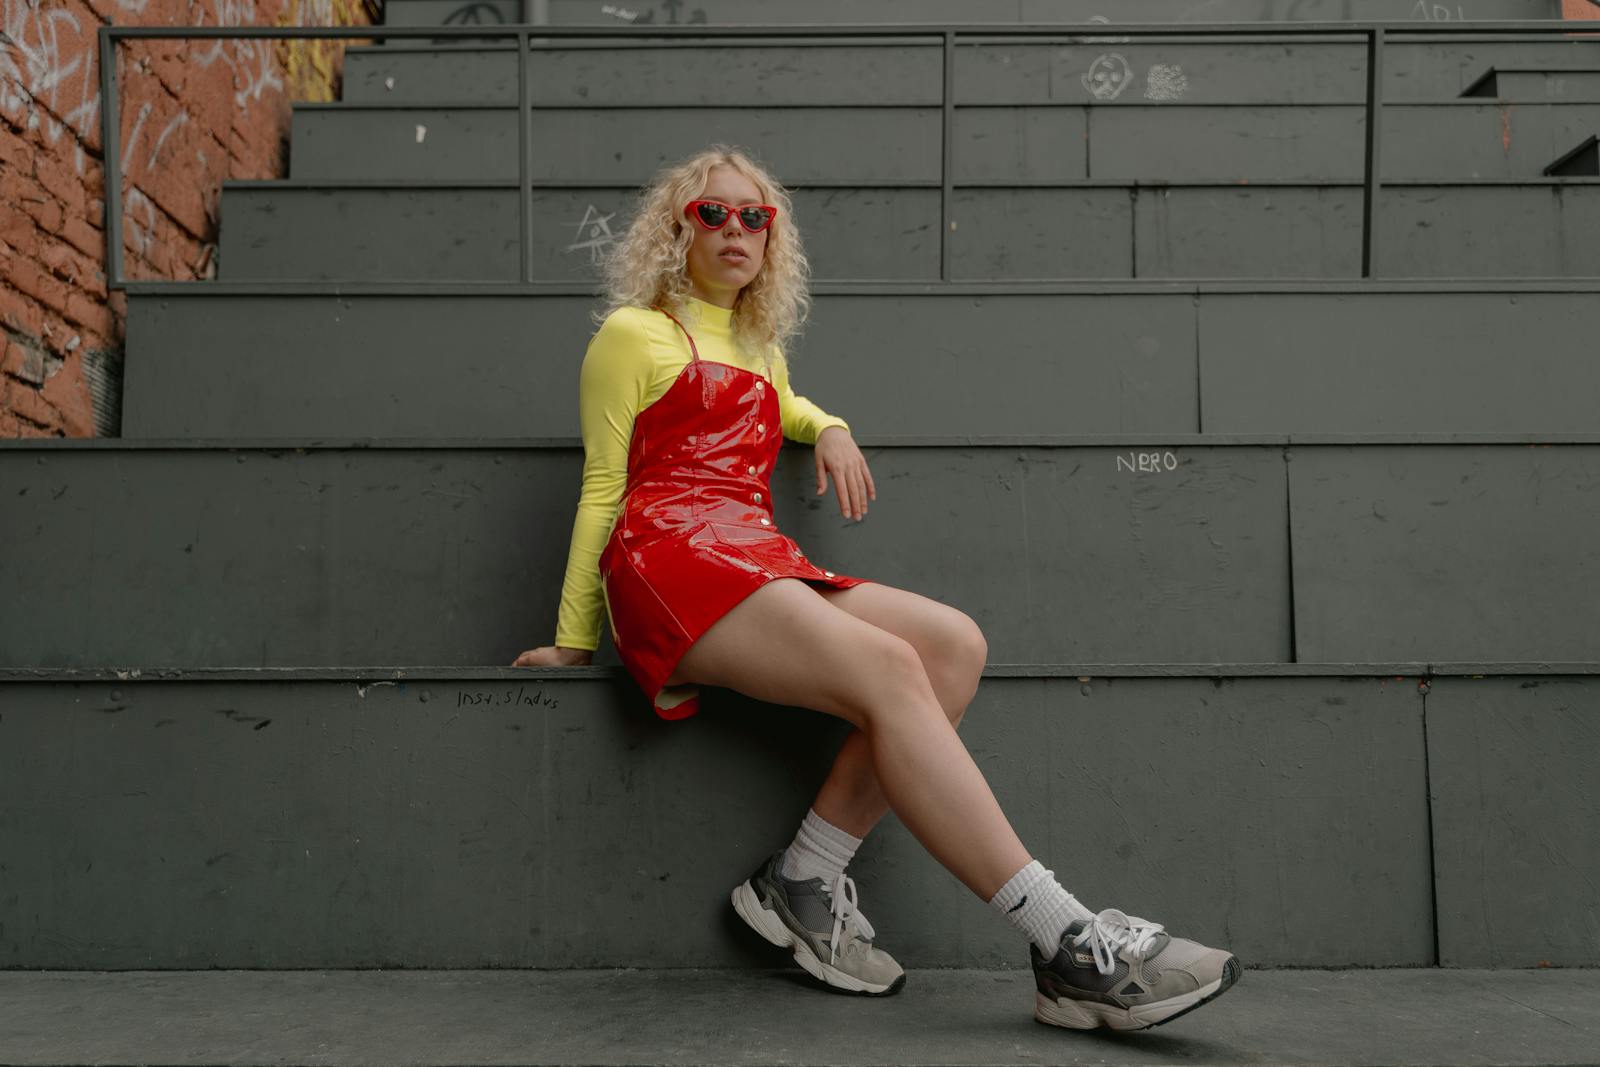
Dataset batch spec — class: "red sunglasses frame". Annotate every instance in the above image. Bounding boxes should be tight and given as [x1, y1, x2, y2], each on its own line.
[683, 198, 779, 234]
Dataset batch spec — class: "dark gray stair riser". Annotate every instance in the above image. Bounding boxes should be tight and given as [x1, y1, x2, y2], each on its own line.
[119, 292, 1600, 439]
[342, 40, 1600, 107]
[0, 674, 1443, 969]
[288, 102, 1600, 182]
[215, 182, 1600, 282]
[5, 443, 1600, 667]
[381, 0, 1564, 28]
[0, 444, 1291, 668]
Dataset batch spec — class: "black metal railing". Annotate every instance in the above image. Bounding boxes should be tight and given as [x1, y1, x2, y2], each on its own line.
[98, 19, 1594, 288]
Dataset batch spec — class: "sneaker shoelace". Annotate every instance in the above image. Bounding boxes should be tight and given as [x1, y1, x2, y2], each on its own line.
[1076, 907, 1165, 976]
[823, 871, 875, 966]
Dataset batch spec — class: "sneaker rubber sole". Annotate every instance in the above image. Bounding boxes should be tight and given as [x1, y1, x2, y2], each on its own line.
[730, 879, 905, 996]
[1034, 954, 1241, 1031]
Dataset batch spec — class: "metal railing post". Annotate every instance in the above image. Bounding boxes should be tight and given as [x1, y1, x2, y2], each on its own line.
[940, 30, 954, 283]
[98, 26, 123, 289]
[1362, 26, 1386, 279]
[519, 27, 533, 283]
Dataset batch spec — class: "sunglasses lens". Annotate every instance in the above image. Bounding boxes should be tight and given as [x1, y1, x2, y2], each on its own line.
[693, 202, 729, 228]
[738, 206, 775, 231]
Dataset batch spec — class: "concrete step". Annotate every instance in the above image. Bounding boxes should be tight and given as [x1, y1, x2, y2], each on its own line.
[3, 666, 1597, 969]
[1461, 65, 1600, 98]
[340, 38, 1600, 107]
[117, 287, 1600, 439]
[5, 968, 1598, 1065]
[381, 0, 1566, 27]
[4, 437, 1600, 667]
[287, 100, 1600, 182]
[214, 179, 1600, 282]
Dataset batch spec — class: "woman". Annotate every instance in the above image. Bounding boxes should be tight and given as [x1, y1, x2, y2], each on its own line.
[512, 145, 1239, 1031]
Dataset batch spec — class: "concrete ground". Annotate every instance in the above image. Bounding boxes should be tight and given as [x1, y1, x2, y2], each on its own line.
[0, 967, 1596, 1066]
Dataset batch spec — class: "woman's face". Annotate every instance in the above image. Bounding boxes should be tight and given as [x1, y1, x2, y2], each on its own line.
[682, 164, 769, 309]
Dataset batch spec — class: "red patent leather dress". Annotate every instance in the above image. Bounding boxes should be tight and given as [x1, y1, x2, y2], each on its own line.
[597, 305, 873, 721]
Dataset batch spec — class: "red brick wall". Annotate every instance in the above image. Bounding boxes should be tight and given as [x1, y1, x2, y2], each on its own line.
[1565, 1, 1600, 20]
[2, 0, 377, 438]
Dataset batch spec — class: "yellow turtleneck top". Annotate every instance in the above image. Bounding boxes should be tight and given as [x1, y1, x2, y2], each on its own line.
[552, 296, 852, 652]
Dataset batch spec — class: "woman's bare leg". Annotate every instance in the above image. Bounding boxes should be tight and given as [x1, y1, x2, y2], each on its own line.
[668, 578, 1030, 902]
[799, 581, 987, 840]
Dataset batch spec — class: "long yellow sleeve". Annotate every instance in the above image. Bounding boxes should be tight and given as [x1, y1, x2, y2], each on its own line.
[552, 298, 851, 651]
[552, 309, 653, 651]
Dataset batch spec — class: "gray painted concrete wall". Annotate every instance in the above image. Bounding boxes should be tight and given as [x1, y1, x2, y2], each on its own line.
[216, 182, 1600, 282]
[0, 673, 1437, 969]
[288, 102, 1600, 182]
[342, 40, 1600, 107]
[120, 290, 1600, 438]
[0, 443, 1292, 668]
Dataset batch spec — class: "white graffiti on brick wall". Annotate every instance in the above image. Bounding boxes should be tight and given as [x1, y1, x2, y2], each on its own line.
[1144, 63, 1188, 101]
[567, 204, 620, 264]
[1412, 1, 1468, 18]
[1082, 53, 1134, 100]
[193, 0, 285, 108]
[1, 0, 100, 172]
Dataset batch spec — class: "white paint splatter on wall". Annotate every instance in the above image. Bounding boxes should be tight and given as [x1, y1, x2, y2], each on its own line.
[1144, 64, 1189, 101]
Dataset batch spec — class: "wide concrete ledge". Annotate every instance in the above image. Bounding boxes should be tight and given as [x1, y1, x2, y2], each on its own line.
[1, 968, 1596, 1067]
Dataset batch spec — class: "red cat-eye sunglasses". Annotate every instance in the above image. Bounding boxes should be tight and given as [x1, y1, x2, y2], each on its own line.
[683, 199, 779, 234]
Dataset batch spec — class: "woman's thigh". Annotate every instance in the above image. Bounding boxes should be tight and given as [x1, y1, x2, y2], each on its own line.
[665, 577, 935, 731]
[811, 581, 987, 670]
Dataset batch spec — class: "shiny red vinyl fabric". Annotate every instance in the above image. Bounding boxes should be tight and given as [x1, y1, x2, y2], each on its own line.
[597, 306, 873, 720]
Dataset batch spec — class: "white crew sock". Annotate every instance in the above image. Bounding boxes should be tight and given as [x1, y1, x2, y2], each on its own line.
[989, 859, 1096, 957]
[777, 807, 863, 884]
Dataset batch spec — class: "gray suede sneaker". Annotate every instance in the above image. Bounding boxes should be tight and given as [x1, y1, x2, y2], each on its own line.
[731, 849, 906, 996]
[1031, 908, 1240, 1031]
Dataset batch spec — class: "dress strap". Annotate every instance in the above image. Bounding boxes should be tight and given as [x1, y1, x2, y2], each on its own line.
[651, 305, 701, 363]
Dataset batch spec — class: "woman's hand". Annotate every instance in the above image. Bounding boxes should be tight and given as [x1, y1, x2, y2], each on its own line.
[814, 425, 875, 522]
[511, 645, 594, 667]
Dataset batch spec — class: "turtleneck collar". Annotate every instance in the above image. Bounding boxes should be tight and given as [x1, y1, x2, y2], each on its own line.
[684, 294, 735, 330]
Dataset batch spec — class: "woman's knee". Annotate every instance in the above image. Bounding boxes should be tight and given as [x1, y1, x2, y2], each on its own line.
[932, 612, 988, 725]
[845, 628, 945, 727]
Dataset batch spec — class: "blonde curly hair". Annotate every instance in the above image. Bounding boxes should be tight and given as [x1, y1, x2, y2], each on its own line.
[593, 144, 811, 376]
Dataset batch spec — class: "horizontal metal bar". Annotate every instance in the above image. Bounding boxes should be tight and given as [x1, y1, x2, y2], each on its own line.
[107, 277, 1600, 296]
[285, 98, 1600, 111]
[216, 176, 1600, 190]
[103, 20, 1589, 41]
[352, 32, 1600, 52]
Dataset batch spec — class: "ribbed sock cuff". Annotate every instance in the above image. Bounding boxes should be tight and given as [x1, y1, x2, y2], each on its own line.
[989, 859, 1095, 956]
[778, 807, 864, 883]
